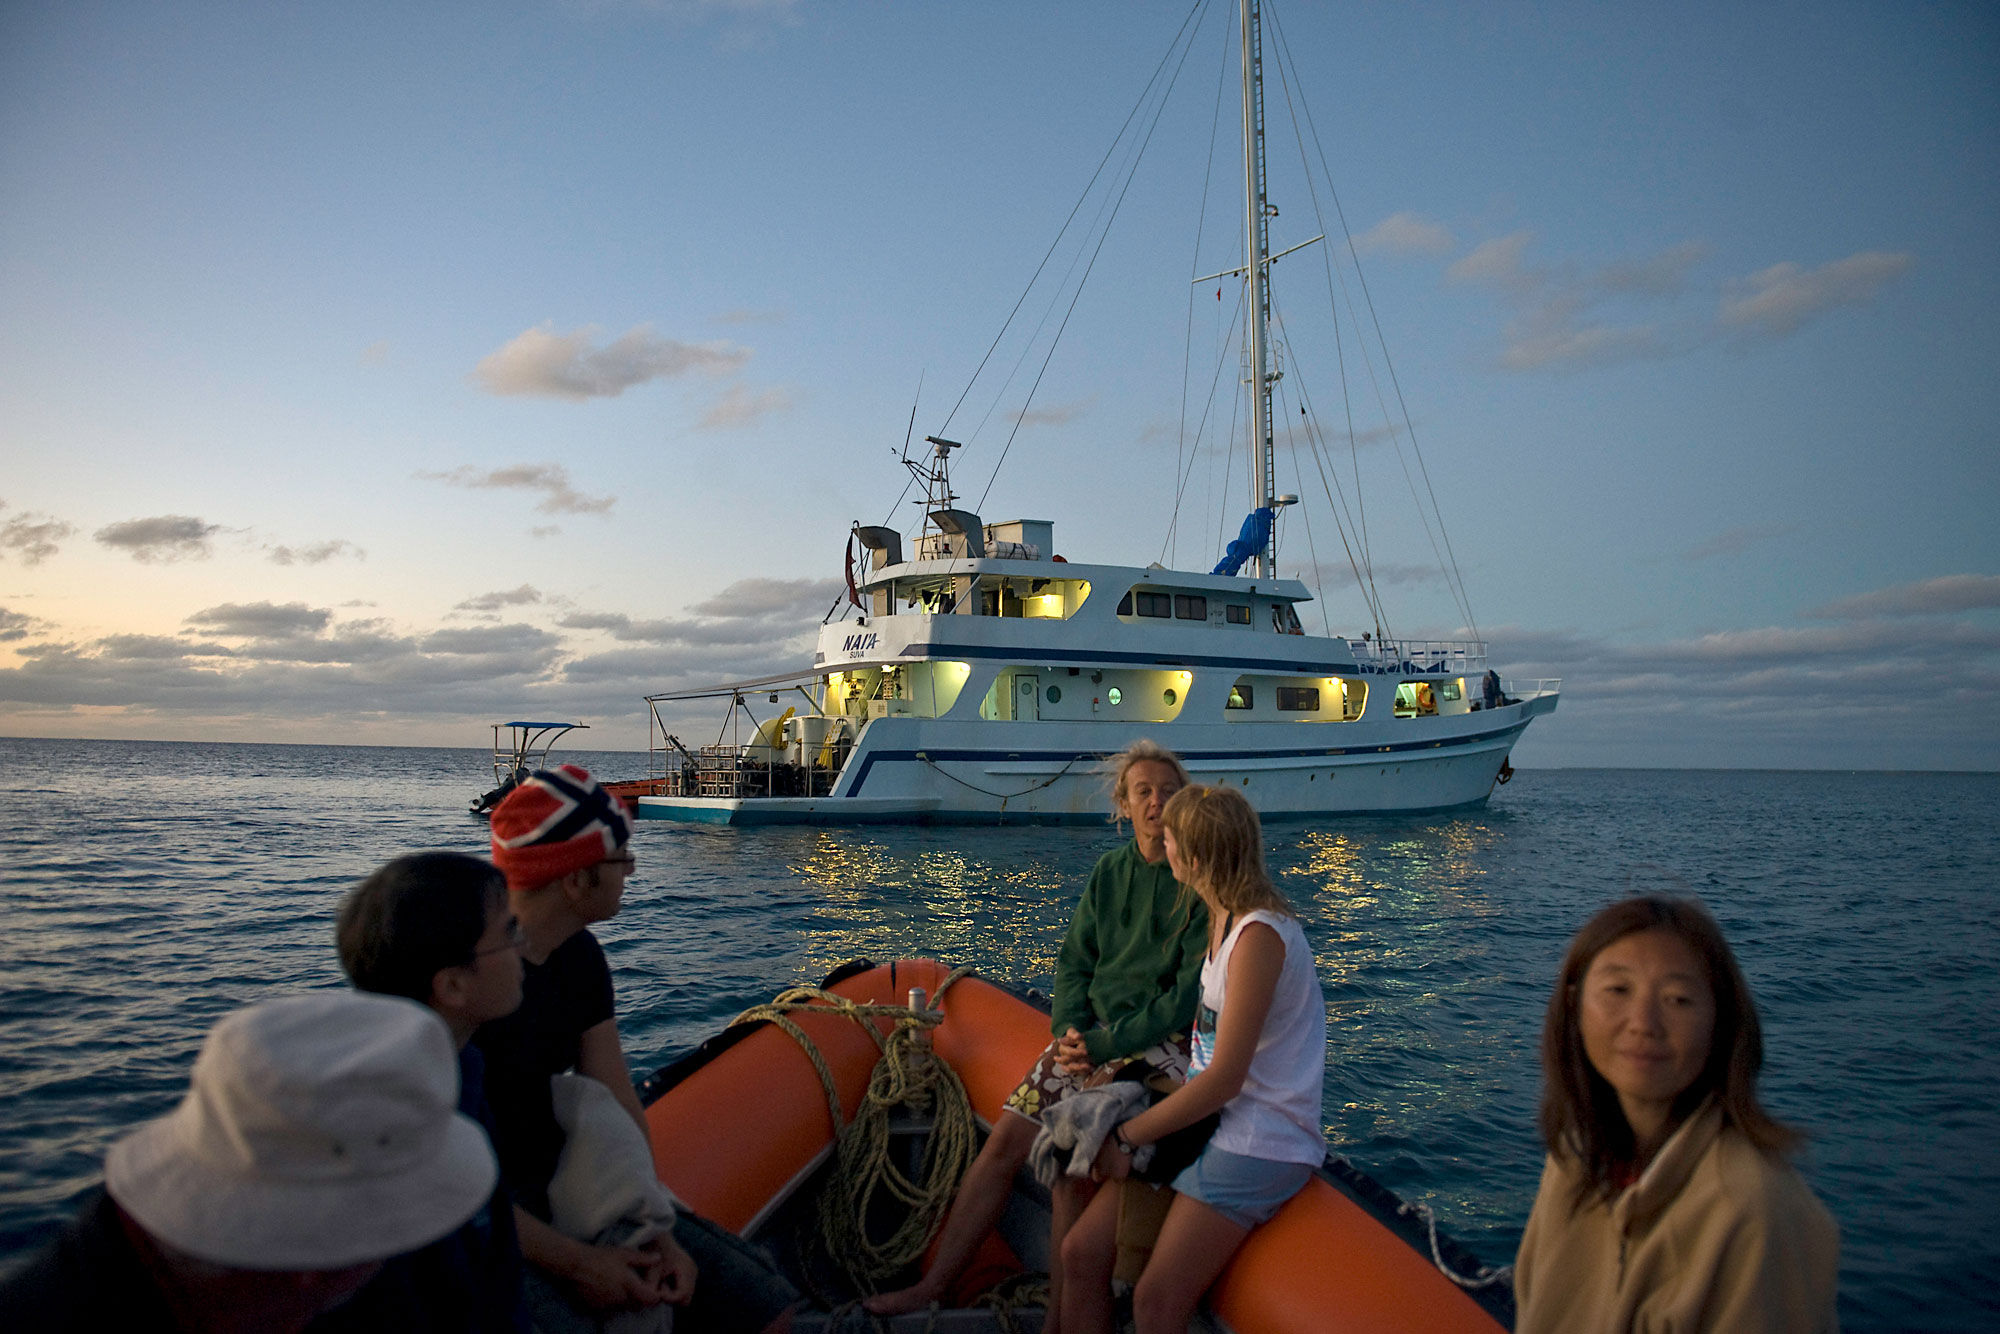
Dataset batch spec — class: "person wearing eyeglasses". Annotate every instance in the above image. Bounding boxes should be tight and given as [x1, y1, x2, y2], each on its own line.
[333, 850, 533, 1332]
[480, 766, 798, 1334]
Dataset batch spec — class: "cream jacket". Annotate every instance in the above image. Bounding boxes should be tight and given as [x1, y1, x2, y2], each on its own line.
[1514, 1100, 1840, 1334]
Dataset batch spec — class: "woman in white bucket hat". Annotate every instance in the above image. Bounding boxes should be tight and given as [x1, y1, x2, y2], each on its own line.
[2, 990, 497, 1332]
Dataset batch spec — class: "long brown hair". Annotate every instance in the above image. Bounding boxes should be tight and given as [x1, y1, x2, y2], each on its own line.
[1161, 784, 1291, 919]
[1539, 895, 1800, 1204]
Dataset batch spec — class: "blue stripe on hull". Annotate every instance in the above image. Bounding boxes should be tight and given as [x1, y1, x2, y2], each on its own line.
[840, 720, 1527, 797]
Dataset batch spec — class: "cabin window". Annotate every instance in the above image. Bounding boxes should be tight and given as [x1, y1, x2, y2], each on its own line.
[1174, 594, 1207, 620]
[1343, 679, 1367, 720]
[1276, 686, 1320, 712]
[1133, 592, 1172, 619]
[1227, 682, 1253, 710]
[1440, 679, 1462, 702]
[1393, 681, 1440, 717]
[1107, 687, 1123, 705]
[1225, 604, 1251, 625]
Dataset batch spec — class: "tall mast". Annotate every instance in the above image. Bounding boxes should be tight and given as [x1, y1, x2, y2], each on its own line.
[1241, 0, 1277, 578]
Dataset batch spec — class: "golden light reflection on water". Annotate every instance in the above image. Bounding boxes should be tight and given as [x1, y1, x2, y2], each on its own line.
[786, 830, 1076, 986]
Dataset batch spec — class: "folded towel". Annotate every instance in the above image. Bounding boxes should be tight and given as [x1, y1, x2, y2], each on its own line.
[548, 1074, 683, 1334]
[1028, 1082, 1153, 1187]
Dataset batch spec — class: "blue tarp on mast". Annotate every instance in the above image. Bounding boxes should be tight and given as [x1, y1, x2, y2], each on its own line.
[1211, 507, 1275, 577]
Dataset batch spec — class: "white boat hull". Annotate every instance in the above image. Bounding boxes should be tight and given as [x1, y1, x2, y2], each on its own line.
[634, 694, 1553, 825]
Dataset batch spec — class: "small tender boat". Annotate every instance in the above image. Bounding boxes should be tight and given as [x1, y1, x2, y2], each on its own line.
[471, 721, 590, 816]
[639, 958, 1512, 1332]
[469, 718, 667, 816]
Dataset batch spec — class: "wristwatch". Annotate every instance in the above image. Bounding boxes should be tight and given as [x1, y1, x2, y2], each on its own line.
[1112, 1124, 1136, 1155]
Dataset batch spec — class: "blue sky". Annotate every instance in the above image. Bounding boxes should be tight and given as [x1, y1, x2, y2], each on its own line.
[1, 0, 1994, 769]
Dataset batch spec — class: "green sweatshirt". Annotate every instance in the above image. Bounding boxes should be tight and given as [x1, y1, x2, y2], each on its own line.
[1051, 839, 1210, 1066]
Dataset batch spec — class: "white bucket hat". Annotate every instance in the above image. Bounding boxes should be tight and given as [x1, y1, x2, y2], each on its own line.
[103, 991, 497, 1270]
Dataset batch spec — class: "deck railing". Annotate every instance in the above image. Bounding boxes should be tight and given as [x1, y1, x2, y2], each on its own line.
[1344, 638, 1487, 674]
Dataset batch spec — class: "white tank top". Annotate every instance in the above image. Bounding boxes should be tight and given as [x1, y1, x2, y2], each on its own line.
[1189, 908, 1328, 1165]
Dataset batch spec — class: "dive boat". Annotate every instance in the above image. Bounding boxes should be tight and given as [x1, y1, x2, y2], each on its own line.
[639, 958, 1513, 1332]
[632, 0, 1557, 827]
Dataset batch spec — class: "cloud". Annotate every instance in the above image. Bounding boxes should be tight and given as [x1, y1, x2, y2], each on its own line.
[1447, 231, 1539, 293]
[0, 506, 76, 565]
[186, 601, 332, 638]
[1681, 523, 1796, 563]
[0, 606, 41, 643]
[531, 525, 562, 540]
[268, 539, 365, 565]
[94, 515, 221, 563]
[419, 625, 560, 655]
[472, 323, 749, 400]
[1719, 252, 1913, 339]
[1594, 241, 1709, 297]
[360, 340, 389, 366]
[1445, 232, 1906, 372]
[1353, 212, 1455, 257]
[1807, 573, 2000, 621]
[1009, 398, 1093, 429]
[688, 577, 843, 620]
[1470, 588, 2000, 769]
[557, 578, 841, 666]
[697, 383, 793, 429]
[97, 634, 235, 660]
[421, 464, 615, 516]
[455, 585, 544, 613]
[1448, 233, 1704, 371]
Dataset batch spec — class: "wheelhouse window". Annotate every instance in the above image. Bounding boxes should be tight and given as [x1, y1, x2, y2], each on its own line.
[1225, 604, 1251, 625]
[1134, 591, 1171, 618]
[1226, 682, 1253, 710]
[1276, 686, 1320, 712]
[1174, 594, 1207, 620]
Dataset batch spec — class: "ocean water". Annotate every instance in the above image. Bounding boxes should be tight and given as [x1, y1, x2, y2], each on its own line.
[0, 736, 1994, 1330]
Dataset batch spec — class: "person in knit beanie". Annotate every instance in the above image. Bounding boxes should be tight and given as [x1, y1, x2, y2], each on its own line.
[473, 767, 799, 1334]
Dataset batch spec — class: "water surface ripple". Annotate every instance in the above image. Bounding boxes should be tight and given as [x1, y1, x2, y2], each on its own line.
[1, 740, 1994, 1330]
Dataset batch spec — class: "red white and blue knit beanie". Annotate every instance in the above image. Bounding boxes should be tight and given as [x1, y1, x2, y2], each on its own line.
[489, 765, 633, 892]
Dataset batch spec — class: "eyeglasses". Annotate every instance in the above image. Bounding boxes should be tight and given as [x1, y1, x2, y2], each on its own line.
[471, 918, 527, 959]
[598, 853, 637, 872]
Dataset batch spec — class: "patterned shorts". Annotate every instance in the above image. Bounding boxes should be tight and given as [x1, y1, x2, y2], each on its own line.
[1001, 1031, 1191, 1123]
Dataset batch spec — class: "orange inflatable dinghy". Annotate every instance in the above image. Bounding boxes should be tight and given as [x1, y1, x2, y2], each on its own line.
[641, 959, 1511, 1333]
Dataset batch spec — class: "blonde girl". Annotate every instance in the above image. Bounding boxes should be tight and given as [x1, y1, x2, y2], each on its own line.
[1058, 784, 1327, 1334]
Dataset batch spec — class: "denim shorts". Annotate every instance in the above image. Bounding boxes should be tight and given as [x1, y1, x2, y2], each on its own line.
[1170, 1145, 1314, 1229]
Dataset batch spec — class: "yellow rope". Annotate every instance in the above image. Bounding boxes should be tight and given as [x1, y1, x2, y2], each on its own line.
[728, 967, 982, 1294]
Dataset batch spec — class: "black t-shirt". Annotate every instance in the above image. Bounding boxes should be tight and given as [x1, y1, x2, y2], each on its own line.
[470, 929, 616, 1220]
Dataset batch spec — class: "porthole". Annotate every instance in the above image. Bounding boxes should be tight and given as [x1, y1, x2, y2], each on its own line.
[1163, 688, 1177, 706]
[1107, 687, 1123, 705]
[1046, 685, 1062, 703]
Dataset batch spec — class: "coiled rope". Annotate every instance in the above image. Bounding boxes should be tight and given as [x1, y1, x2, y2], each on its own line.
[728, 967, 981, 1296]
